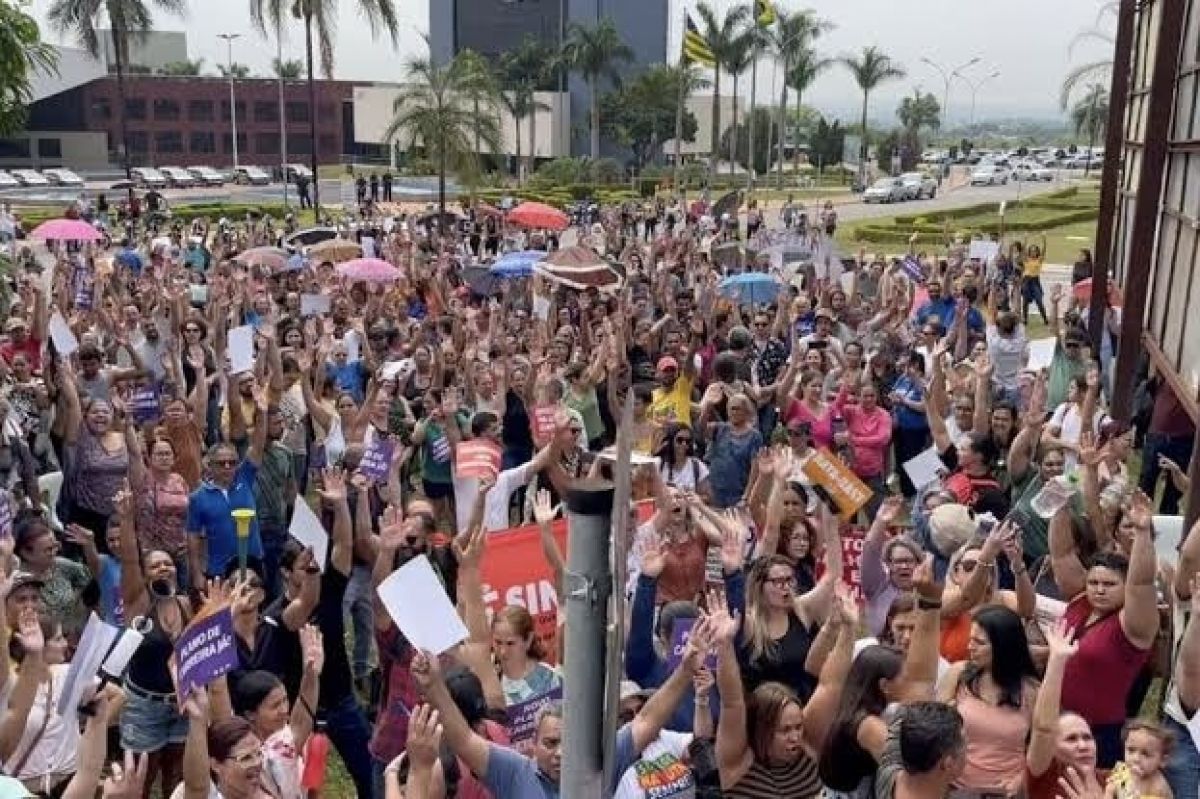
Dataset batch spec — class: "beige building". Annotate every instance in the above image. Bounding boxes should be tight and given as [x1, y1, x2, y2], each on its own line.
[662, 94, 746, 158]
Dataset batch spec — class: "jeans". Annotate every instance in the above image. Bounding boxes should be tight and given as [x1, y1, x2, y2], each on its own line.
[343, 562, 376, 681]
[1164, 715, 1200, 799]
[324, 693, 374, 799]
[1140, 431, 1194, 515]
[260, 522, 287, 604]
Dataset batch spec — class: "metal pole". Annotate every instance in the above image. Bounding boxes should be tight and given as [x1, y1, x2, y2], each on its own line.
[673, 5, 686, 194]
[219, 33, 241, 169]
[278, 33, 288, 207]
[561, 479, 614, 799]
[748, 51, 757, 189]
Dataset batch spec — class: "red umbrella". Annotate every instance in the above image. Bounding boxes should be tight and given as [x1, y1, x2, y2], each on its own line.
[508, 201, 569, 232]
[1072, 278, 1122, 307]
[475, 202, 503, 218]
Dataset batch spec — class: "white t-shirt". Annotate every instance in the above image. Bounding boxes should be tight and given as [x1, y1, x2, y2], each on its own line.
[1048, 402, 1102, 470]
[452, 459, 537, 535]
[986, 324, 1029, 390]
[657, 457, 709, 492]
[612, 727, 696, 799]
[2, 665, 83, 783]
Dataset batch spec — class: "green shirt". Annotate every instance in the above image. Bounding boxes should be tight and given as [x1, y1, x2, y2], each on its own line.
[256, 441, 295, 527]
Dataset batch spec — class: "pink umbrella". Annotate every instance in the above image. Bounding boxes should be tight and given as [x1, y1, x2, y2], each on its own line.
[508, 201, 569, 231]
[30, 218, 103, 241]
[235, 247, 289, 272]
[336, 258, 402, 284]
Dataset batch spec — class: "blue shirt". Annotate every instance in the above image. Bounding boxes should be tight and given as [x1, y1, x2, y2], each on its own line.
[484, 743, 559, 798]
[186, 460, 264, 576]
[326, 360, 368, 404]
[891, 374, 928, 430]
[98, 554, 123, 626]
[915, 297, 955, 328]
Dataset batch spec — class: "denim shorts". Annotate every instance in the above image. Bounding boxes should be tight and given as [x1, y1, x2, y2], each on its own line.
[119, 686, 189, 753]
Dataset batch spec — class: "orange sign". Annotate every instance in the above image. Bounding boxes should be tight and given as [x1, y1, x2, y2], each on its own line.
[455, 440, 502, 479]
[802, 447, 874, 520]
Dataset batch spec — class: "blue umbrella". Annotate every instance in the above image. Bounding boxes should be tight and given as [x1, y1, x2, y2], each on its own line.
[718, 273, 783, 306]
[115, 249, 143, 272]
[490, 250, 547, 279]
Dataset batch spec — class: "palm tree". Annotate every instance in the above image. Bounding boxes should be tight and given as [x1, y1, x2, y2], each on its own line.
[768, 8, 832, 186]
[251, 0, 399, 215]
[384, 53, 503, 220]
[455, 49, 500, 166]
[272, 57, 304, 78]
[159, 58, 204, 75]
[1071, 84, 1109, 177]
[0, 1, 56, 136]
[500, 36, 557, 182]
[785, 48, 831, 175]
[47, 0, 187, 209]
[217, 62, 252, 78]
[840, 46, 905, 179]
[1060, 1, 1117, 109]
[671, 63, 712, 186]
[563, 18, 633, 159]
[723, 31, 755, 176]
[693, 2, 750, 181]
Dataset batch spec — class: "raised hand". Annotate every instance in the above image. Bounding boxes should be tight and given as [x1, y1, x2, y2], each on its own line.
[1055, 765, 1103, 799]
[300, 623, 325, 676]
[452, 526, 486, 570]
[718, 510, 746, 574]
[182, 685, 211, 722]
[1043, 619, 1079, 662]
[14, 607, 43, 655]
[877, 495, 903, 525]
[913, 554, 941, 601]
[316, 468, 348, 504]
[638, 529, 666, 579]
[1077, 431, 1104, 468]
[704, 588, 741, 644]
[410, 649, 442, 692]
[406, 704, 444, 771]
[532, 488, 560, 527]
[378, 505, 407, 551]
[101, 751, 150, 799]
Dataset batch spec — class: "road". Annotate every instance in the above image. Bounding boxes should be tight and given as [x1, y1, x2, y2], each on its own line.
[835, 174, 1078, 222]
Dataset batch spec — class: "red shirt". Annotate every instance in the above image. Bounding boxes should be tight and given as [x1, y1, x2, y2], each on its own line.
[0, 336, 42, 372]
[1060, 595, 1150, 726]
[1026, 759, 1107, 799]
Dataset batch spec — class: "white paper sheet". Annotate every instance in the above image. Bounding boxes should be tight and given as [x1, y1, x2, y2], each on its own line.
[1026, 337, 1057, 371]
[902, 447, 948, 490]
[228, 325, 255, 374]
[288, 500, 330, 573]
[301, 293, 331, 317]
[968, 240, 1000, 263]
[56, 612, 117, 716]
[533, 295, 551, 321]
[345, 330, 361, 363]
[376, 555, 468, 655]
[48, 312, 78, 357]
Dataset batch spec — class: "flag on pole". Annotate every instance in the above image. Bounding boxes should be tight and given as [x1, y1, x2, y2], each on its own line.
[755, 0, 777, 26]
[683, 15, 716, 67]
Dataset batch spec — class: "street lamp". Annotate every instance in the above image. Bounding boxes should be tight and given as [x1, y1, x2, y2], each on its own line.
[953, 70, 1001, 128]
[218, 33, 242, 169]
[921, 56, 980, 128]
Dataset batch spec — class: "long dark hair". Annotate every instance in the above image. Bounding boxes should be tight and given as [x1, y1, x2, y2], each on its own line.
[818, 645, 903, 790]
[962, 605, 1037, 709]
[655, 422, 694, 468]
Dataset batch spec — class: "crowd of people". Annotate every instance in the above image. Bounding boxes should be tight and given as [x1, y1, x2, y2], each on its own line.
[0, 183, 1193, 799]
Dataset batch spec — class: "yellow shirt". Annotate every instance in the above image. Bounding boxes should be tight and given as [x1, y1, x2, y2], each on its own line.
[650, 374, 694, 427]
[1022, 256, 1044, 278]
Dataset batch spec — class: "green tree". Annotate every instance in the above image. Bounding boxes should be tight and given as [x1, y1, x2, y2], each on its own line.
[158, 58, 204, 75]
[0, 0, 57, 136]
[1060, 1, 1116, 109]
[454, 49, 501, 174]
[47, 0, 187, 205]
[251, 0, 399, 212]
[500, 36, 556, 182]
[896, 89, 940, 171]
[216, 62, 251, 78]
[808, 116, 845, 170]
[384, 52, 502, 219]
[600, 64, 700, 171]
[722, 30, 755, 176]
[693, 2, 750, 181]
[1071, 83, 1108, 177]
[785, 48, 831, 175]
[840, 46, 905, 175]
[563, 18, 633, 160]
[721, 107, 774, 175]
[272, 57, 304, 78]
[767, 8, 832, 186]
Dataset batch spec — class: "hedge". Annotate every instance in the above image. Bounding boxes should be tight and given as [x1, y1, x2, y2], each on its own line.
[853, 208, 1098, 244]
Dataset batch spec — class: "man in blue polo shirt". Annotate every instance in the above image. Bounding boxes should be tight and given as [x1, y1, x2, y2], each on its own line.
[186, 388, 268, 591]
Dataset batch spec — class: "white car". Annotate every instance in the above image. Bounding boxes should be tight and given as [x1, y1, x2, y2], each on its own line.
[187, 166, 227, 186]
[899, 172, 938, 200]
[0, 171, 21, 188]
[970, 165, 1009, 186]
[159, 167, 195, 188]
[1012, 162, 1053, 182]
[11, 169, 49, 187]
[232, 166, 271, 185]
[284, 163, 313, 181]
[42, 168, 85, 187]
[130, 167, 168, 188]
[862, 177, 908, 204]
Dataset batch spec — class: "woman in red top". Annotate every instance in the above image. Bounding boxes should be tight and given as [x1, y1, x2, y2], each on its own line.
[1047, 493, 1159, 767]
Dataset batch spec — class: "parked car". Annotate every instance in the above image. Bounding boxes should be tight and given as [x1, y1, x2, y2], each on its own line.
[899, 172, 938, 200]
[0, 171, 22, 188]
[863, 177, 908, 203]
[130, 167, 168, 188]
[187, 165, 227, 186]
[284, 163, 313, 181]
[970, 165, 1009, 186]
[42, 168, 85, 187]
[11, 170, 50, 187]
[1012, 161, 1053, 182]
[232, 166, 271, 185]
[159, 166, 195, 188]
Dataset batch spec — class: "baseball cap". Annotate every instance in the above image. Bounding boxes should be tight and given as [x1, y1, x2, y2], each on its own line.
[6, 572, 44, 598]
[620, 680, 653, 703]
[656, 356, 679, 372]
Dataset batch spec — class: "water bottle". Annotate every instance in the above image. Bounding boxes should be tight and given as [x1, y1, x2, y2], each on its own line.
[301, 721, 330, 790]
[1031, 473, 1081, 519]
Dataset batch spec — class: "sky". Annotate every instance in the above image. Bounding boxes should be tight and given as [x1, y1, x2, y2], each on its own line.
[27, 0, 1116, 123]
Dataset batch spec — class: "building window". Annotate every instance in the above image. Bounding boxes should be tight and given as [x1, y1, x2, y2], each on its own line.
[221, 101, 247, 122]
[190, 132, 216, 154]
[189, 100, 214, 122]
[318, 134, 337, 154]
[91, 98, 112, 121]
[285, 102, 310, 123]
[127, 132, 149, 154]
[0, 139, 31, 158]
[155, 131, 184, 154]
[36, 139, 62, 158]
[254, 101, 278, 123]
[125, 99, 147, 120]
[222, 132, 248, 154]
[287, 133, 312, 154]
[153, 98, 181, 121]
[254, 132, 280, 155]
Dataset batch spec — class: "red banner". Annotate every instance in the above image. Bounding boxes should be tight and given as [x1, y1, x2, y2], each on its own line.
[813, 523, 866, 603]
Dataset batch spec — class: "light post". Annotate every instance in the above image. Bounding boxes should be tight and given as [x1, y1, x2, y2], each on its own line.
[954, 70, 1001, 128]
[277, 32, 288, 207]
[218, 33, 242, 169]
[921, 56, 980, 130]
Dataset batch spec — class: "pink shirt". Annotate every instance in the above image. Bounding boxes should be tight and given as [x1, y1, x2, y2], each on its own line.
[783, 399, 834, 450]
[833, 388, 893, 479]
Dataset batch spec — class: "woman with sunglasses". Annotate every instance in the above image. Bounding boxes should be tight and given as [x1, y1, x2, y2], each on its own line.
[775, 365, 834, 451]
[654, 422, 711, 500]
[751, 449, 819, 595]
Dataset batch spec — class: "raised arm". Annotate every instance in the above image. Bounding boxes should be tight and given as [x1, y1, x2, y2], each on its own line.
[796, 506, 842, 625]
[941, 523, 1007, 618]
[894, 555, 943, 704]
[289, 625, 324, 750]
[1028, 621, 1078, 777]
[628, 616, 713, 755]
[411, 650, 491, 781]
[1119, 493, 1161, 650]
[1176, 573, 1200, 711]
[712, 596, 752, 785]
[1049, 504, 1087, 600]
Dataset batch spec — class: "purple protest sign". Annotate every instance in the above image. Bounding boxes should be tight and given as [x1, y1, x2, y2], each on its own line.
[73, 272, 94, 310]
[129, 384, 161, 424]
[667, 618, 716, 671]
[505, 686, 563, 753]
[358, 436, 394, 482]
[173, 606, 238, 701]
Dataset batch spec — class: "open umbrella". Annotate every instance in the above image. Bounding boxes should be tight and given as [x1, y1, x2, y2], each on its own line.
[474, 202, 503, 218]
[508, 202, 569, 231]
[419, 210, 462, 231]
[490, 250, 547, 279]
[235, 247, 289, 272]
[712, 190, 741, 219]
[718, 273, 783, 306]
[337, 258, 402, 284]
[308, 238, 362, 263]
[711, 241, 744, 269]
[1072, 278, 1122, 307]
[534, 245, 623, 291]
[30, 218, 103, 241]
[283, 227, 339, 253]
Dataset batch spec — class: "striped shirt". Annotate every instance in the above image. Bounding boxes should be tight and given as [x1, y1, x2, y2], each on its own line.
[726, 752, 821, 799]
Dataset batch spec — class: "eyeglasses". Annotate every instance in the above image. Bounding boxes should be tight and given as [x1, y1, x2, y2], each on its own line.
[765, 575, 796, 589]
[227, 749, 262, 767]
[212, 458, 238, 467]
[958, 559, 979, 573]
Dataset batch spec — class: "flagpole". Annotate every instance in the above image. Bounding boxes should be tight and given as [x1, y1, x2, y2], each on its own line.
[748, 54, 757, 191]
[674, 4, 686, 196]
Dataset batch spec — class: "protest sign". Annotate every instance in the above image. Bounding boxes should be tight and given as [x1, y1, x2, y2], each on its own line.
[173, 606, 238, 701]
[0, 491, 12, 538]
[968, 240, 1000, 264]
[48, 312, 78, 357]
[531, 406, 559, 445]
[359, 436, 394, 482]
[667, 618, 717, 671]
[902, 447, 948, 491]
[227, 325, 255, 374]
[802, 448, 874, 520]
[129, 383, 162, 425]
[455, 440, 502, 480]
[376, 555, 467, 655]
[56, 613, 118, 716]
[506, 687, 563, 753]
[300, 294, 331, 317]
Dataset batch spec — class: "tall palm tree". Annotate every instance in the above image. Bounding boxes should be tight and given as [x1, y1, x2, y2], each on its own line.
[768, 8, 832, 186]
[384, 53, 502, 220]
[723, 31, 755, 175]
[1072, 84, 1109, 177]
[840, 46, 905, 178]
[671, 63, 712, 186]
[563, 18, 633, 159]
[1060, 1, 1117, 109]
[251, 0, 399, 215]
[785, 48, 831, 175]
[272, 57, 304, 78]
[501, 36, 557, 182]
[455, 49, 500, 164]
[47, 0, 187, 209]
[217, 62, 252, 78]
[693, 2, 751, 181]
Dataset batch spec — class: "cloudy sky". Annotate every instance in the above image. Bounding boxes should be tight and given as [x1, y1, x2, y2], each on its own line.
[27, 0, 1115, 122]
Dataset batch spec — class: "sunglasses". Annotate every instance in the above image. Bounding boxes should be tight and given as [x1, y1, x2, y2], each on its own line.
[212, 458, 238, 467]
